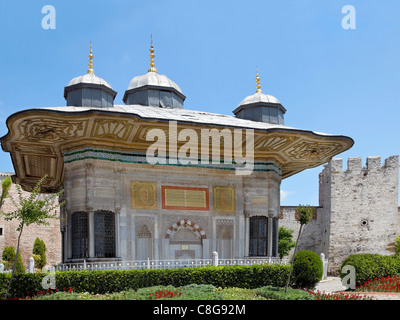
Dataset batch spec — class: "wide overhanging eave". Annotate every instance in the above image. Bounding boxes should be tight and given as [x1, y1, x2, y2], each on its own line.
[0, 108, 354, 192]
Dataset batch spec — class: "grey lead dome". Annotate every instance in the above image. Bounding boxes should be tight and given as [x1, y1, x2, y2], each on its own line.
[233, 91, 286, 125]
[64, 72, 117, 108]
[123, 71, 186, 109]
[126, 71, 183, 94]
[237, 91, 281, 106]
[67, 73, 114, 89]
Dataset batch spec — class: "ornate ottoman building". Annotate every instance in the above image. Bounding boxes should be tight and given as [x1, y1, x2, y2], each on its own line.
[0, 41, 353, 263]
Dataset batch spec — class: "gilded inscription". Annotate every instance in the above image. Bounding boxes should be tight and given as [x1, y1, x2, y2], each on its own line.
[213, 187, 235, 213]
[131, 181, 157, 209]
[162, 186, 209, 211]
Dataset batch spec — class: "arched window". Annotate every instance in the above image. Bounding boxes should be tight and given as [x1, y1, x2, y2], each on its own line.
[94, 211, 116, 258]
[71, 212, 88, 259]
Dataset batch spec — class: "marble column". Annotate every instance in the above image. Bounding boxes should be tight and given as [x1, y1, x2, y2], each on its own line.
[244, 215, 249, 256]
[267, 217, 273, 257]
[67, 213, 72, 260]
[88, 211, 95, 258]
[86, 162, 95, 258]
[115, 213, 120, 258]
[154, 215, 159, 260]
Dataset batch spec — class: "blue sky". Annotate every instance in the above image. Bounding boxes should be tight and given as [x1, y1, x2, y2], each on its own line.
[0, 0, 399, 205]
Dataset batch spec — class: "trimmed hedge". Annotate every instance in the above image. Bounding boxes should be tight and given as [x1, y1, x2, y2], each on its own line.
[0, 264, 290, 298]
[292, 250, 323, 289]
[339, 253, 400, 287]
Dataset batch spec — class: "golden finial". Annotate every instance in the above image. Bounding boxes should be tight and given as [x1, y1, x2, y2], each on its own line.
[148, 34, 158, 73]
[87, 41, 94, 74]
[256, 68, 262, 93]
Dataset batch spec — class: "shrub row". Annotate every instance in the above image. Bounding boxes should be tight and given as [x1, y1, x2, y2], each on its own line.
[339, 253, 400, 287]
[0, 264, 290, 298]
[256, 286, 315, 300]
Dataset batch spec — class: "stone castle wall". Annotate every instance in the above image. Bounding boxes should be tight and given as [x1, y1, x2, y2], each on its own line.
[323, 155, 399, 273]
[279, 206, 328, 258]
[280, 155, 399, 275]
[0, 177, 61, 269]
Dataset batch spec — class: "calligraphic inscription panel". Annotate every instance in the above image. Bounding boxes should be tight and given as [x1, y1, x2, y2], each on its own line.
[162, 186, 209, 211]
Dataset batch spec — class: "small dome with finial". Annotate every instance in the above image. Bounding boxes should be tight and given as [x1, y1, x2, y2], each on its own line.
[123, 35, 185, 108]
[233, 70, 286, 124]
[64, 42, 117, 108]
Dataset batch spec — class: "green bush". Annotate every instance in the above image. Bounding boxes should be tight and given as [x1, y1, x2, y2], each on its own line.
[278, 226, 296, 259]
[0, 264, 290, 298]
[2, 246, 15, 270]
[2, 246, 15, 262]
[1, 246, 25, 274]
[32, 238, 47, 270]
[256, 286, 315, 300]
[292, 250, 323, 289]
[15, 252, 25, 274]
[396, 236, 400, 257]
[339, 253, 400, 287]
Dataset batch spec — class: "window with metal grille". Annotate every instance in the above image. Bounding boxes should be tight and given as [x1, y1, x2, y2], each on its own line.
[71, 212, 88, 259]
[249, 216, 268, 256]
[94, 211, 115, 258]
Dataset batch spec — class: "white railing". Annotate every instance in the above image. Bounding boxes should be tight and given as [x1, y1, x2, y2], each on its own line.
[55, 259, 213, 271]
[217, 257, 290, 266]
[0, 254, 325, 274]
[54, 256, 290, 272]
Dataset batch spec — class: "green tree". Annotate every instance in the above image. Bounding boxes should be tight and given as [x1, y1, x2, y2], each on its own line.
[278, 226, 296, 259]
[32, 237, 47, 270]
[285, 205, 314, 292]
[0, 176, 12, 210]
[1, 175, 64, 299]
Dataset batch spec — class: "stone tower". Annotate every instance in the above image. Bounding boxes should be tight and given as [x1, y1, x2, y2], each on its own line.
[319, 155, 399, 273]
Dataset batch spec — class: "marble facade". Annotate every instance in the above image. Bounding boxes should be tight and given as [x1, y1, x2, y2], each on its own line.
[61, 156, 282, 262]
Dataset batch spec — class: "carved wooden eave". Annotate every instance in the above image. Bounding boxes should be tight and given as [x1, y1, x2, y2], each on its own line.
[0, 106, 354, 192]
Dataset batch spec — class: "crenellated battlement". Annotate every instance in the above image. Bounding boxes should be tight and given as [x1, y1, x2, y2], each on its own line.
[347, 157, 362, 171]
[322, 155, 399, 176]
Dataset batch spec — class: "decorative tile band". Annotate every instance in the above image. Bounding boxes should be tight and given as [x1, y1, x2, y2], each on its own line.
[64, 148, 282, 176]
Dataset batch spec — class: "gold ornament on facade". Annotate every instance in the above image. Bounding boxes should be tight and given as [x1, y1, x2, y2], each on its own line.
[286, 141, 344, 161]
[91, 118, 134, 141]
[254, 135, 299, 152]
[22, 119, 85, 142]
